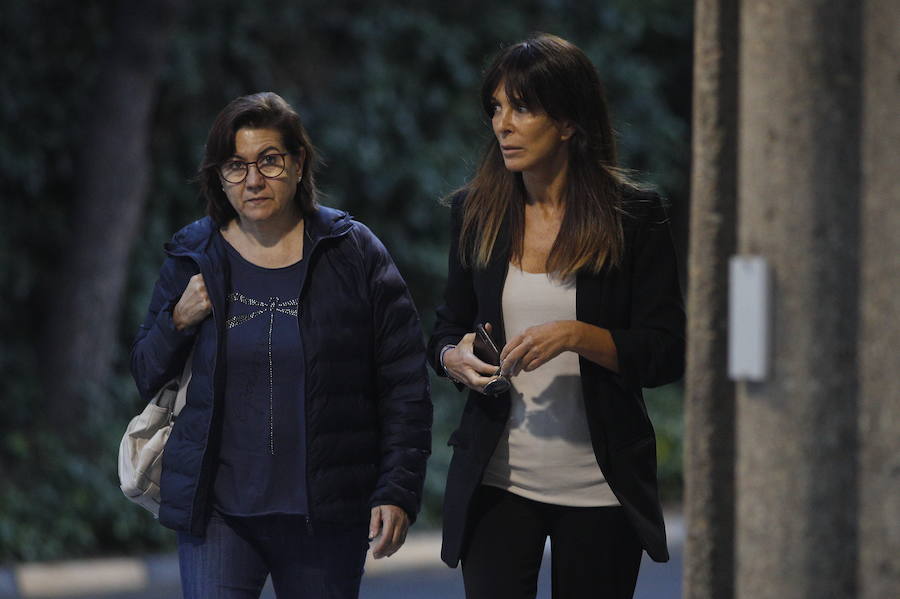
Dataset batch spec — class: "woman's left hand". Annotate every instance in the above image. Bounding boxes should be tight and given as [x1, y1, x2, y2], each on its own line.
[500, 320, 578, 376]
[369, 504, 409, 559]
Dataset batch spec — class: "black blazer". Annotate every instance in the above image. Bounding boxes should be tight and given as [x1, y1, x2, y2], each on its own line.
[427, 189, 685, 567]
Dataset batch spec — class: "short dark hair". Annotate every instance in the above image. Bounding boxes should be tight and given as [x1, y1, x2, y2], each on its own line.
[198, 92, 319, 226]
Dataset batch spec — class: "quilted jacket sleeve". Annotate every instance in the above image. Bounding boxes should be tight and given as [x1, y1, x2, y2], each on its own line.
[354, 224, 432, 522]
[130, 256, 197, 402]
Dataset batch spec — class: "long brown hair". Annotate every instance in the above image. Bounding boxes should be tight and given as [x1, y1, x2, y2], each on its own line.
[458, 34, 633, 277]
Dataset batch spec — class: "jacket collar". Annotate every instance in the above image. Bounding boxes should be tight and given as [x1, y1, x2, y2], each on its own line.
[163, 205, 353, 260]
[161, 206, 354, 334]
[303, 204, 354, 245]
[164, 217, 217, 259]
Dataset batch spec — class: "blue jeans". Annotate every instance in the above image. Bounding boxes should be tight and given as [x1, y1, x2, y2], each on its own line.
[177, 510, 369, 599]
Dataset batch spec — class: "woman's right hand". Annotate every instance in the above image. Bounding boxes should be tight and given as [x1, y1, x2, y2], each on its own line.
[172, 273, 212, 331]
[443, 325, 503, 393]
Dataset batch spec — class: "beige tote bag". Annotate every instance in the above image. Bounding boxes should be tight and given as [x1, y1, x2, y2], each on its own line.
[118, 350, 193, 517]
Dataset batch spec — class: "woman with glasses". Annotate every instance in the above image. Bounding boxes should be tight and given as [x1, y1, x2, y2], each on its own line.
[131, 92, 431, 598]
[428, 34, 685, 599]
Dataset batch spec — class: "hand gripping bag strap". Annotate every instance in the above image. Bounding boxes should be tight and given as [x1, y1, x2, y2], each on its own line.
[118, 348, 194, 517]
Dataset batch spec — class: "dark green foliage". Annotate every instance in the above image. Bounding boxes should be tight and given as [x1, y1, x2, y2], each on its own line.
[645, 383, 685, 502]
[1, 0, 691, 560]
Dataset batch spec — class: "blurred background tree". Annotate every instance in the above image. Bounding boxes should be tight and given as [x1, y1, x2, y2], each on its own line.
[0, 0, 691, 560]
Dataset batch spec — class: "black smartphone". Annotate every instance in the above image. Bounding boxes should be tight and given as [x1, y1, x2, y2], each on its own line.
[473, 324, 502, 369]
[473, 323, 510, 395]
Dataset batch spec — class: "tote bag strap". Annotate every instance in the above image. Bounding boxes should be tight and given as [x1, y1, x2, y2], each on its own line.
[173, 346, 194, 417]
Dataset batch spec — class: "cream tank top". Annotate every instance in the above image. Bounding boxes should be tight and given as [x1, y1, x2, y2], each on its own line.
[481, 264, 620, 507]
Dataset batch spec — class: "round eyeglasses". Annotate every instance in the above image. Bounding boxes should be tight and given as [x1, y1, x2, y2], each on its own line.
[219, 153, 289, 184]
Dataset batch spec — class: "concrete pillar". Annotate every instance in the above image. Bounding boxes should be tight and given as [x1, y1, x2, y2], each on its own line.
[683, 0, 738, 597]
[858, 1, 900, 597]
[735, 2, 861, 598]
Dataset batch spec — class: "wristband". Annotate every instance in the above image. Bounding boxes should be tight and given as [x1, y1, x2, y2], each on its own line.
[439, 344, 461, 383]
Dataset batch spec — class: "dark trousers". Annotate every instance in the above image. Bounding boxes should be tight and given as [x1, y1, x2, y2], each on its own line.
[461, 486, 643, 599]
[177, 510, 369, 599]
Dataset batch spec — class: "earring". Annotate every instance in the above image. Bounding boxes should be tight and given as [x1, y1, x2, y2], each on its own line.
[298, 174, 303, 182]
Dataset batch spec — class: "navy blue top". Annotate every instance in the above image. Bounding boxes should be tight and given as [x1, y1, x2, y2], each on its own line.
[214, 239, 309, 516]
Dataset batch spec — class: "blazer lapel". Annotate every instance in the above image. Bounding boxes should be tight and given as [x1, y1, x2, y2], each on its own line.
[473, 214, 512, 347]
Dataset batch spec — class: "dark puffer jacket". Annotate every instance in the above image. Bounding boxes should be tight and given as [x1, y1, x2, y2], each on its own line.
[131, 206, 432, 535]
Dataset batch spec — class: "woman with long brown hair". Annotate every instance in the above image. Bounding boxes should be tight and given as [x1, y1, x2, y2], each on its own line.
[428, 34, 685, 598]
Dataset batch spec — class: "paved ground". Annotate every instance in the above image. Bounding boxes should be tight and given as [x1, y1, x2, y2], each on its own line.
[1, 514, 682, 598]
[357, 544, 682, 599]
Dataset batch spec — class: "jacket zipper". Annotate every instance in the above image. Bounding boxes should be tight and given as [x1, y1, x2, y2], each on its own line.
[163, 249, 220, 533]
[297, 222, 352, 529]
[195, 255, 219, 531]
